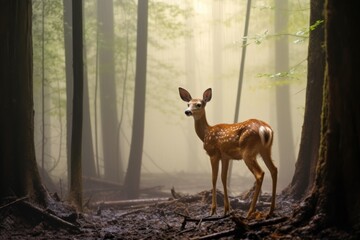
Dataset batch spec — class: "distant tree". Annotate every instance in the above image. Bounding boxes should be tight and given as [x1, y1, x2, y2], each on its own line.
[212, 0, 223, 123]
[184, 2, 199, 172]
[63, 0, 73, 179]
[123, 0, 149, 199]
[274, 0, 295, 189]
[284, 0, 325, 199]
[290, 0, 360, 232]
[68, 0, 83, 211]
[0, 0, 47, 204]
[97, 0, 122, 182]
[82, 48, 97, 177]
[64, 0, 96, 179]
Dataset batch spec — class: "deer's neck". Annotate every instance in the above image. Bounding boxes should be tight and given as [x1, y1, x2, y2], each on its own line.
[194, 114, 210, 142]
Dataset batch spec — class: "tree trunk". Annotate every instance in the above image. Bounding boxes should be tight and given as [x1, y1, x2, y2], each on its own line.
[212, 0, 223, 124]
[68, 0, 83, 211]
[0, 0, 47, 205]
[63, 0, 73, 183]
[293, 0, 360, 231]
[64, 0, 96, 179]
[284, 0, 325, 200]
[82, 20, 96, 177]
[82, 50, 96, 177]
[123, 0, 148, 199]
[184, 2, 199, 172]
[314, 0, 360, 228]
[274, 0, 295, 189]
[97, 0, 122, 182]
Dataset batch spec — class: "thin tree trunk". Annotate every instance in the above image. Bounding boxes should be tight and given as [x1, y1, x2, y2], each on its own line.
[69, 0, 83, 211]
[82, 5, 96, 177]
[274, 0, 295, 189]
[184, 2, 199, 172]
[39, 1, 52, 179]
[97, 0, 121, 182]
[212, 0, 223, 123]
[63, 0, 73, 184]
[123, 0, 149, 199]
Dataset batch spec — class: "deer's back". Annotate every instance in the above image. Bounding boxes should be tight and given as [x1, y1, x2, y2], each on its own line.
[203, 119, 271, 160]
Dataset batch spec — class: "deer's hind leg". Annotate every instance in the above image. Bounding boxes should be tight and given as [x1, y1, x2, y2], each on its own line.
[243, 155, 264, 218]
[260, 148, 277, 216]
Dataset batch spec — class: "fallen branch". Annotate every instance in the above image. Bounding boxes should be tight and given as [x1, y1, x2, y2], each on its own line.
[190, 215, 288, 240]
[0, 196, 28, 211]
[92, 197, 173, 210]
[20, 201, 80, 232]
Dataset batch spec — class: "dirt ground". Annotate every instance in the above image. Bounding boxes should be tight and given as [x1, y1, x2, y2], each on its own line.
[0, 173, 358, 239]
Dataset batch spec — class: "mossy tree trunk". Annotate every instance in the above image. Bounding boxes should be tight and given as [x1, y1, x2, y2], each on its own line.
[293, 0, 360, 231]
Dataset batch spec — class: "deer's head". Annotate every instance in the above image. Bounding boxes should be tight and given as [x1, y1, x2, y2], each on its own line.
[179, 87, 212, 120]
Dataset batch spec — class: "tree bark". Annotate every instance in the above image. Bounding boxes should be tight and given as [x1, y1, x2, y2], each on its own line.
[293, 0, 360, 231]
[284, 0, 325, 199]
[0, 0, 46, 205]
[314, 0, 360, 228]
[68, 0, 83, 211]
[63, 0, 74, 183]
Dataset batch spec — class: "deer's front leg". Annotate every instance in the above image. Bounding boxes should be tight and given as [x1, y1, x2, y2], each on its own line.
[210, 156, 219, 215]
[221, 158, 230, 215]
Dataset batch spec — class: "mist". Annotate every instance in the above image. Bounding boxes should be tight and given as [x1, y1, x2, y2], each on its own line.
[32, 0, 309, 198]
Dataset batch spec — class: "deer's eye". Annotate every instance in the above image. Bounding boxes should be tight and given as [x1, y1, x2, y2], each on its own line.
[196, 103, 202, 108]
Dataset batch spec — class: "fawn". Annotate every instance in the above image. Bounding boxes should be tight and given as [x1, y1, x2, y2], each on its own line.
[179, 87, 277, 218]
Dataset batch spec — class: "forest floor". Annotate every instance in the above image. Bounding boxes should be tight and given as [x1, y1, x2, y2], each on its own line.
[0, 173, 358, 239]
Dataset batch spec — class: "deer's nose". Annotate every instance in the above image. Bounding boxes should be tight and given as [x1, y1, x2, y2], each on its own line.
[185, 110, 192, 116]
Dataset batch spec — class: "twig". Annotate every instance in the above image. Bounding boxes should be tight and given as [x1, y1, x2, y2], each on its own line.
[171, 186, 185, 199]
[116, 208, 144, 218]
[175, 212, 230, 230]
[249, 216, 288, 229]
[0, 196, 29, 211]
[190, 215, 288, 240]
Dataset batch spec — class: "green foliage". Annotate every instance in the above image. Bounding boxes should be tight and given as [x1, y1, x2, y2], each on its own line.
[256, 58, 307, 87]
[149, 1, 192, 40]
[32, 0, 66, 120]
[254, 19, 323, 88]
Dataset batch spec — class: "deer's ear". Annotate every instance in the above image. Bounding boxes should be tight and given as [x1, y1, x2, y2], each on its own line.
[203, 88, 212, 102]
[179, 87, 192, 102]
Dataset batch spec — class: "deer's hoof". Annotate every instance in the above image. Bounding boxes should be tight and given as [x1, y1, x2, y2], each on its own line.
[210, 207, 217, 216]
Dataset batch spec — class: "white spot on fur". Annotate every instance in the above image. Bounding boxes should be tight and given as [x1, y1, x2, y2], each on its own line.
[259, 126, 272, 147]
